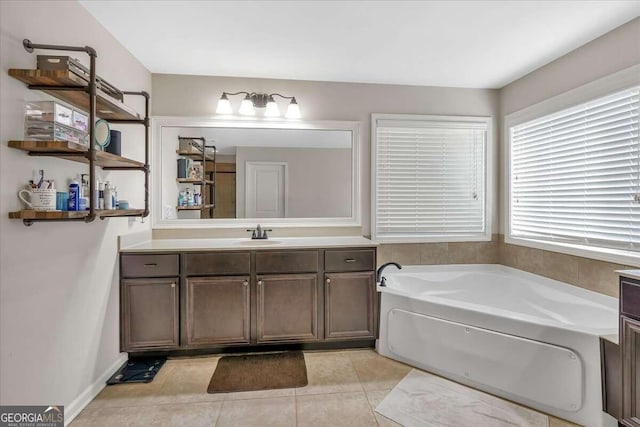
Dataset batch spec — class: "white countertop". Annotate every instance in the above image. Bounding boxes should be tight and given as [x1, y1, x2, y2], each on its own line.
[120, 236, 377, 252]
[616, 269, 640, 281]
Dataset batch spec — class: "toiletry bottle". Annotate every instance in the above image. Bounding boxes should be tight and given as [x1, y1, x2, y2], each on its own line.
[68, 176, 80, 211]
[80, 174, 89, 210]
[95, 179, 101, 209]
[104, 182, 113, 210]
[113, 186, 118, 209]
[98, 182, 105, 209]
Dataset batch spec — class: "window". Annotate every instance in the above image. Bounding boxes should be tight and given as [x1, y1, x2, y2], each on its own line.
[372, 114, 491, 243]
[508, 86, 640, 258]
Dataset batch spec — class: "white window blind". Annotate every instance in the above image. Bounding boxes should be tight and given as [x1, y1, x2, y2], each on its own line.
[373, 117, 488, 241]
[510, 86, 640, 252]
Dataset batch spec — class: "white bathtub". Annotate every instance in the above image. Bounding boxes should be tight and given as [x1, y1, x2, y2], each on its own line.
[376, 264, 619, 427]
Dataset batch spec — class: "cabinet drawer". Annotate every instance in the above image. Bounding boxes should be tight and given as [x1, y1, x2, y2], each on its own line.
[256, 251, 318, 274]
[121, 254, 179, 278]
[325, 249, 375, 272]
[621, 279, 640, 320]
[185, 252, 250, 276]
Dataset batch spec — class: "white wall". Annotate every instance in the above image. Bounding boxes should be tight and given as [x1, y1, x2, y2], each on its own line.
[235, 147, 352, 218]
[0, 0, 151, 419]
[499, 17, 640, 233]
[152, 75, 500, 236]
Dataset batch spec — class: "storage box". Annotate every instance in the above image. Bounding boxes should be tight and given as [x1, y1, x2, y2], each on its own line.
[25, 121, 87, 145]
[72, 110, 89, 132]
[25, 101, 74, 127]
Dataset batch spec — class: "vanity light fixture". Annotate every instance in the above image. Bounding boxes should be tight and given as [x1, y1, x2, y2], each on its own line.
[216, 92, 301, 119]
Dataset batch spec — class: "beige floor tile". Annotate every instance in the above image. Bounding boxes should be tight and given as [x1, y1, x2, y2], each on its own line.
[296, 351, 362, 395]
[222, 387, 296, 401]
[296, 391, 377, 427]
[93, 357, 225, 408]
[216, 396, 296, 427]
[549, 415, 582, 427]
[71, 401, 222, 427]
[348, 350, 412, 391]
[364, 389, 403, 427]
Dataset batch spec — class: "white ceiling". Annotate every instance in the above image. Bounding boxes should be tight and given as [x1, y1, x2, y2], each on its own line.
[80, 1, 640, 89]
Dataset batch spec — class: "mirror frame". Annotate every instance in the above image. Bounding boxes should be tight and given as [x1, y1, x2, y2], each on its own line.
[151, 116, 361, 229]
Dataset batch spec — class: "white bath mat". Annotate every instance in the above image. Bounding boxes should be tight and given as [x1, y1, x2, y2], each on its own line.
[375, 369, 549, 427]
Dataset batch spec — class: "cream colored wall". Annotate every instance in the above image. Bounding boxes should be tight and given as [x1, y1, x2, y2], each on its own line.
[0, 0, 151, 418]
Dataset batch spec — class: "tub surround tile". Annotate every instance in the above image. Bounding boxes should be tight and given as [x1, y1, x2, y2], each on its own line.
[447, 242, 478, 264]
[216, 396, 296, 427]
[501, 243, 545, 275]
[577, 258, 624, 297]
[376, 244, 393, 266]
[389, 244, 422, 265]
[296, 391, 377, 427]
[542, 252, 580, 284]
[419, 243, 449, 264]
[475, 240, 500, 264]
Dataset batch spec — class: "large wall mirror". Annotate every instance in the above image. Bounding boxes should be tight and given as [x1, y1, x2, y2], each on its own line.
[152, 118, 360, 228]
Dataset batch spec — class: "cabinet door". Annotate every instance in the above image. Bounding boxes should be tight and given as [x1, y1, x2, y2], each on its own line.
[325, 272, 376, 340]
[257, 274, 318, 343]
[185, 276, 250, 346]
[622, 316, 640, 427]
[122, 278, 179, 351]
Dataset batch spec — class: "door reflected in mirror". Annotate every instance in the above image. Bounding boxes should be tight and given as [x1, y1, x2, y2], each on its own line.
[159, 125, 354, 221]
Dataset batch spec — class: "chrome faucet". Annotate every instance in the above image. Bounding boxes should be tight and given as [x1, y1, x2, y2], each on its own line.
[247, 224, 272, 240]
[376, 262, 402, 287]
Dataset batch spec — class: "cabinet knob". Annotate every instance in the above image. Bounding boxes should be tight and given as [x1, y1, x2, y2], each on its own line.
[171, 282, 176, 288]
[243, 280, 249, 287]
[326, 278, 331, 284]
[258, 280, 263, 286]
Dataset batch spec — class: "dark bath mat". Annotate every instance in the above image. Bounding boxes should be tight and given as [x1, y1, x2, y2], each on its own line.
[107, 357, 166, 385]
[208, 351, 308, 393]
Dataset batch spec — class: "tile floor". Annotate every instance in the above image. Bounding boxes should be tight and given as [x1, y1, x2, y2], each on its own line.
[71, 349, 580, 427]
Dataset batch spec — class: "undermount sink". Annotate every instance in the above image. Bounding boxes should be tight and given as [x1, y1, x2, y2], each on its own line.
[234, 239, 282, 246]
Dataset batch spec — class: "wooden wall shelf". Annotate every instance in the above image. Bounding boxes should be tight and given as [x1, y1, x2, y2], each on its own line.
[176, 205, 214, 211]
[8, 69, 140, 121]
[9, 209, 145, 220]
[176, 150, 215, 162]
[176, 178, 215, 185]
[8, 140, 145, 169]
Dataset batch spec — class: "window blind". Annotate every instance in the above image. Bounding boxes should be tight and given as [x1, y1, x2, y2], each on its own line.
[510, 86, 640, 251]
[374, 118, 487, 241]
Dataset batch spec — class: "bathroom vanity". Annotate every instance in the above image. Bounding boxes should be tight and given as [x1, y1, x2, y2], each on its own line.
[119, 237, 377, 354]
[619, 272, 640, 427]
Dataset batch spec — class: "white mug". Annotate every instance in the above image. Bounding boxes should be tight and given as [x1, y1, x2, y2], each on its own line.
[18, 188, 57, 211]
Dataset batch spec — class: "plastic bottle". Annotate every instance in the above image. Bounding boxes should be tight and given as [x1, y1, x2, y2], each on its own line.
[98, 182, 105, 209]
[104, 182, 114, 210]
[68, 177, 80, 211]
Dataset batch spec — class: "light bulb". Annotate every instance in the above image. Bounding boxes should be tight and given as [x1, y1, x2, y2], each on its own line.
[285, 97, 301, 119]
[239, 96, 255, 115]
[264, 96, 280, 117]
[215, 94, 232, 115]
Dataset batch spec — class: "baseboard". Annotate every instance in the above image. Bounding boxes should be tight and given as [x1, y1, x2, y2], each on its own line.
[64, 353, 128, 426]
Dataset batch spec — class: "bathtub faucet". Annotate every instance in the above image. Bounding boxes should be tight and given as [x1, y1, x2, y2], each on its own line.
[376, 262, 402, 287]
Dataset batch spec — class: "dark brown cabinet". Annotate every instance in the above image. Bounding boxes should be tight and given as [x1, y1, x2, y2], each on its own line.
[185, 276, 250, 346]
[120, 245, 377, 353]
[325, 272, 376, 340]
[121, 278, 179, 350]
[257, 274, 318, 343]
[621, 277, 640, 427]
